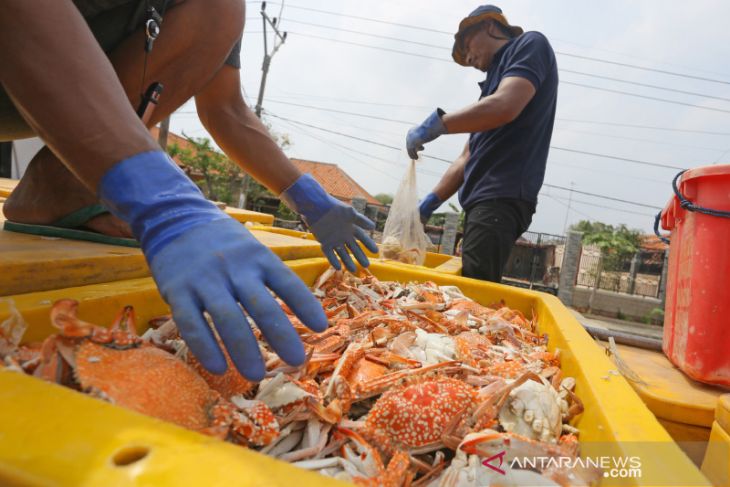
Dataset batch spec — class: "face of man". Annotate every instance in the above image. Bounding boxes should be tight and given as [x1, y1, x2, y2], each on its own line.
[462, 21, 506, 72]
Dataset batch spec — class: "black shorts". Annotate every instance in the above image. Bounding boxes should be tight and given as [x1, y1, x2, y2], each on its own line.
[0, 0, 241, 141]
[461, 198, 535, 283]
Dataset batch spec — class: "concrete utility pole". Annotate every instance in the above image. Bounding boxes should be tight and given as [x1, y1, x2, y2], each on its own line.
[157, 116, 170, 150]
[254, 1, 287, 118]
[562, 181, 574, 234]
[238, 1, 287, 209]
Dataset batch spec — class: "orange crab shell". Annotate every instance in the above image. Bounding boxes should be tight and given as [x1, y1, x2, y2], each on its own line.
[454, 331, 493, 367]
[484, 360, 526, 379]
[75, 341, 220, 431]
[187, 352, 255, 400]
[364, 376, 477, 449]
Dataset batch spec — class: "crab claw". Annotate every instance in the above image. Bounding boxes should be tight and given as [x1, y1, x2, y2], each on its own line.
[335, 426, 385, 479]
[50, 300, 95, 337]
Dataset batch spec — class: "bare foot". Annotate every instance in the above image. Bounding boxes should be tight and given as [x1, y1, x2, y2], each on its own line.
[3, 146, 133, 238]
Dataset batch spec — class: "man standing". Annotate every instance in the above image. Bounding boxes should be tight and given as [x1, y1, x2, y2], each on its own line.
[407, 5, 558, 283]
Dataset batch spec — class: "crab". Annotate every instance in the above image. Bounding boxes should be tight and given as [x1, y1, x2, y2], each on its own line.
[361, 376, 478, 457]
[35, 299, 279, 447]
[0, 302, 41, 373]
[498, 376, 563, 443]
[457, 430, 602, 486]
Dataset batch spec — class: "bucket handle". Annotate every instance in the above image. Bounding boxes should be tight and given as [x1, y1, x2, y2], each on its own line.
[658, 169, 730, 244]
[672, 169, 730, 219]
[653, 212, 670, 244]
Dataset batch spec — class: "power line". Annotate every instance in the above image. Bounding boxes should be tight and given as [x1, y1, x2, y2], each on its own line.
[543, 183, 663, 210]
[265, 111, 668, 210]
[282, 18, 450, 50]
[287, 31, 730, 113]
[269, 3, 452, 34]
[550, 146, 683, 170]
[544, 193, 656, 217]
[280, 117, 442, 178]
[548, 160, 668, 185]
[270, 91, 434, 110]
[561, 80, 730, 115]
[267, 98, 414, 124]
[268, 94, 727, 152]
[274, 117, 401, 183]
[280, 20, 730, 103]
[288, 31, 448, 62]
[267, 92, 730, 136]
[556, 118, 730, 136]
[255, 2, 730, 85]
[542, 194, 594, 220]
[265, 99, 687, 170]
[556, 127, 726, 153]
[555, 51, 730, 86]
[560, 68, 730, 103]
[264, 111, 453, 165]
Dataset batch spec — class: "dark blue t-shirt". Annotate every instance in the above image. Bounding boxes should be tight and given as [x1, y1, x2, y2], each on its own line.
[458, 31, 558, 211]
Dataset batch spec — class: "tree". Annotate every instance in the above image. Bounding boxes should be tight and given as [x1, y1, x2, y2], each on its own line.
[168, 121, 293, 211]
[570, 220, 641, 312]
[168, 137, 242, 204]
[374, 193, 393, 206]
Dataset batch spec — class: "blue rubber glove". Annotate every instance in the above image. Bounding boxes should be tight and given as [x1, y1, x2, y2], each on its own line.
[419, 192, 443, 225]
[406, 108, 447, 160]
[280, 174, 379, 273]
[99, 151, 328, 381]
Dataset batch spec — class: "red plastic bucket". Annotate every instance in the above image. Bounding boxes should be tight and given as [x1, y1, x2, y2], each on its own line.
[661, 164, 730, 387]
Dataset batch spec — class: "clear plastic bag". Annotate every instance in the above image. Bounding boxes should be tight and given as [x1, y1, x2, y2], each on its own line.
[380, 160, 431, 265]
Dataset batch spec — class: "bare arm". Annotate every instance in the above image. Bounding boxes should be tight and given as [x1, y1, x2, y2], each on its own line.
[442, 77, 536, 134]
[0, 0, 158, 189]
[432, 141, 470, 201]
[194, 66, 301, 194]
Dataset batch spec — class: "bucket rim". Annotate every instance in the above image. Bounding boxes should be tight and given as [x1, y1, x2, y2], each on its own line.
[681, 163, 730, 182]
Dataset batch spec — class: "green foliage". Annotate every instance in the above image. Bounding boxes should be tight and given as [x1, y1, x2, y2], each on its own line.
[276, 201, 299, 221]
[571, 220, 642, 272]
[167, 121, 292, 209]
[616, 309, 626, 320]
[571, 220, 641, 255]
[428, 203, 465, 233]
[374, 193, 393, 205]
[168, 137, 242, 204]
[643, 307, 665, 326]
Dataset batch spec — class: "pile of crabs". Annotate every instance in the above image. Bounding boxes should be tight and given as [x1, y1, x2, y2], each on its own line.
[0, 268, 601, 486]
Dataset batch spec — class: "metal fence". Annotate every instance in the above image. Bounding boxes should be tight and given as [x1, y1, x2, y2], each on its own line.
[576, 249, 664, 298]
[501, 231, 567, 295]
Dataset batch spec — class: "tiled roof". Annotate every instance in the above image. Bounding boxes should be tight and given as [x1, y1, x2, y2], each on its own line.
[290, 158, 379, 205]
[149, 127, 378, 205]
[640, 234, 669, 251]
[149, 126, 194, 167]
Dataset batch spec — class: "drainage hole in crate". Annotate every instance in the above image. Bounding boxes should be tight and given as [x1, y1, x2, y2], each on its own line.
[112, 446, 150, 466]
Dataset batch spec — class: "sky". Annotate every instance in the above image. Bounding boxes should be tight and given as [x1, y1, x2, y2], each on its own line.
[169, 0, 730, 236]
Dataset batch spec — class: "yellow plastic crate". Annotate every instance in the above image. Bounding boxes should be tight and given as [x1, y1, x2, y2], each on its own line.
[0, 258, 710, 486]
[607, 343, 724, 466]
[0, 227, 321, 296]
[0, 177, 17, 198]
[702, 395, 730, 486]
[249, 225, 463, 274]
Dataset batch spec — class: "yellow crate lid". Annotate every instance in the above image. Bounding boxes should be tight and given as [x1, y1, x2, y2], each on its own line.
[609, 343, 722, 428]
[0, 226, 321, 296]
[715, 394, 730, 433]
[0, 178, 17, 198]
